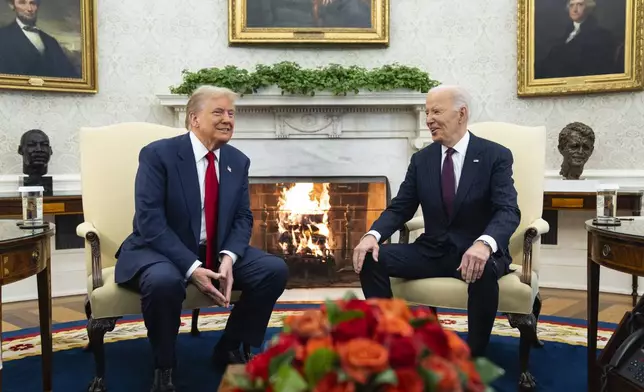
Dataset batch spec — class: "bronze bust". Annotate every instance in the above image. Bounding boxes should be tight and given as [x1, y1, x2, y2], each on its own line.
[18, 129, 53, 177]
[558, 122, 595, 180]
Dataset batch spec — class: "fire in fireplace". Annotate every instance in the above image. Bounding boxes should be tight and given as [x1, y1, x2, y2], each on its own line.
[249, 176, 390, 289]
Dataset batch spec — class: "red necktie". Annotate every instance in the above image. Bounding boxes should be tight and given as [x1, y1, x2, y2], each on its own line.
[204, 152, 219, 270]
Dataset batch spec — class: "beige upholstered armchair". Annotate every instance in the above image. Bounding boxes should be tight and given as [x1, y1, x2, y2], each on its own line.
[76, 122, 239, 391]
[391, 122, 550, 391]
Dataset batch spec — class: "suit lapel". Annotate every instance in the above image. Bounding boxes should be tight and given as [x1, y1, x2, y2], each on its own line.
[176, 134, 201, 245]
[217, 146, 232, 249]
[450, 133, 482, 222]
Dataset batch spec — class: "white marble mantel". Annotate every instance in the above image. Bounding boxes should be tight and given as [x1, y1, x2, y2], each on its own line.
[156, 91, 431, 149]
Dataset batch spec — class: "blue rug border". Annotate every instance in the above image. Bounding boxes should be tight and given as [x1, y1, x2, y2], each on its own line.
[3, 302, 617, 340]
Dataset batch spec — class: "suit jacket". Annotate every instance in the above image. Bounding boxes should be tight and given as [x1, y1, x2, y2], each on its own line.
[536, 16, 622, 79]
[0, 22, 79, 78]
[114, 133, 263, 284]
[370, 132, 521, 266]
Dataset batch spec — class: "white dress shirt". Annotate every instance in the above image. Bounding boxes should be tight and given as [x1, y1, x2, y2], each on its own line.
[16, 18, 45, 54]
[366, 131, 498, 254]
[566, 21, 581, 44]
[185, 131, 238, 279]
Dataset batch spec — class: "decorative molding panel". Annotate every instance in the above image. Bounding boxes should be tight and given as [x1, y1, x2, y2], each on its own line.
[157, 92, 427, 142]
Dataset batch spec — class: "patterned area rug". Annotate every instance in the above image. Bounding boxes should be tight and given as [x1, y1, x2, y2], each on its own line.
[1, 303, 615, 391]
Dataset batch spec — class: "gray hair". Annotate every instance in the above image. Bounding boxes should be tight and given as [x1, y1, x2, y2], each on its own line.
[568, 0, 596, 10]
[184, 85, 239, 129]
[428, 84, 472, 114]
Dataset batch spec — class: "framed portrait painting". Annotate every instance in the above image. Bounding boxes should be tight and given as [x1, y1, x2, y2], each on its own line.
[517, 0, 643, 97]
[0, 0, 97, 93]
[228, 0, 389, 45]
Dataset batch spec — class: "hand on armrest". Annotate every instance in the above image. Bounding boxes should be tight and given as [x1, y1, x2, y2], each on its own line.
[404, 216, 425, 232]
[77, 221, 99, 238]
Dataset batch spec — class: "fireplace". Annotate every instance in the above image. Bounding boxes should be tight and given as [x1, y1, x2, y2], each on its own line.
[249, 176, 390, 288]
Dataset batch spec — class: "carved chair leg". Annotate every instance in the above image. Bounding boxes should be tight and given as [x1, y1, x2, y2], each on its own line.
[87, 316, 119, 392]
[532, 293, 544, 348]
[191, 309, 200, 336]
[84, 296, 93, 352]
[507, 311, 538, 391]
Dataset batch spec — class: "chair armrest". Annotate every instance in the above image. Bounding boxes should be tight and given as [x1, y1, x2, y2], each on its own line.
[76, 222, 104, 290]
[527, 218, 549, 237]
[519, 218, 550, 286]
[399, 217, 425, 244]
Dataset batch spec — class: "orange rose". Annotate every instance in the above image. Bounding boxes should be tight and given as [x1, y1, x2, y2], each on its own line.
[296, 336, 334, 361]
[285, 310, 330, 338]
[422, 355, 462, 392]
[376, 315, 414, 337]
[369, 298, 413, 321]
[337, 338, 389, 384]
[455, 359, 485, 392]
[444, 330, 470, 360]
[384, 368, 424, 392]
[314, 373, 356, 392]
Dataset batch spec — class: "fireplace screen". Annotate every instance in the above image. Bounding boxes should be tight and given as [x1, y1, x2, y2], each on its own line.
[249, 176, 390, 289]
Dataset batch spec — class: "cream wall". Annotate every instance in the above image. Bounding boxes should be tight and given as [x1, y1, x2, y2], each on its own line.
[0, 0, 643, 173]
[0, 0, 643, 301]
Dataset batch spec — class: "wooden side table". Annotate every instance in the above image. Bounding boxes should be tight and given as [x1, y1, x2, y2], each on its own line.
[0, 220, 54, 391]
[586, 218, 644, 392]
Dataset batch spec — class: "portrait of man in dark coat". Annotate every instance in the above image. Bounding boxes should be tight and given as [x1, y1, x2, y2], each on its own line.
[0, 0, 80, 78]
[534, 0, 625, 79]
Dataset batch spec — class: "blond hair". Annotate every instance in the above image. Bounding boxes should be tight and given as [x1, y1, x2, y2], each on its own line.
[184, 85, 239, 129]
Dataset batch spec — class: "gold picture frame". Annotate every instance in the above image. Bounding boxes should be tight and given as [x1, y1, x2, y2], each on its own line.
[0, 0, 97, 93]
[228, 0, 389, 45]
[517, 0, 643, 97]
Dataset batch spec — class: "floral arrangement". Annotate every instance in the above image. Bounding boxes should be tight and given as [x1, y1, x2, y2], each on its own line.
[226, 293, 504, 392]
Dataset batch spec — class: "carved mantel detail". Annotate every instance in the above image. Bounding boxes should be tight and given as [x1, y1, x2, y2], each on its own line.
[157, 92, 429, 148]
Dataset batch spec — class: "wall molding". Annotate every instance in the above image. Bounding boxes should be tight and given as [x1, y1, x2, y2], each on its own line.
[2, 170, 643, 195]
[0, 174, 81, 194]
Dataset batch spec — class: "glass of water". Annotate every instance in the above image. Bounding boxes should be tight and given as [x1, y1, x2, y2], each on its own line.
[18, 186, 44, 227]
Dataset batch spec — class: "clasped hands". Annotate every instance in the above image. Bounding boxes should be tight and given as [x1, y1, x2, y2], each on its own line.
[189, 254, 234, 307]
[352, 235, 491, 284]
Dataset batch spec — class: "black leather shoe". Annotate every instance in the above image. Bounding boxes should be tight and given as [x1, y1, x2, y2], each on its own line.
[150, 368, 175, 392]
[212, 347, 248, 368]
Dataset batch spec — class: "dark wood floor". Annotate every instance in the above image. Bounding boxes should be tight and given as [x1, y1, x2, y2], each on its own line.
[0, 288, 634, 331]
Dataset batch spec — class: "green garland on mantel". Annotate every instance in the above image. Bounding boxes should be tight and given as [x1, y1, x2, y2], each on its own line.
[169, 61, 439, 96]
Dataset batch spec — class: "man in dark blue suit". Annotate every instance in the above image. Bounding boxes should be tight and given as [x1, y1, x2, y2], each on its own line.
[115, 86, 288, 391]
[353, 85, 520, 358]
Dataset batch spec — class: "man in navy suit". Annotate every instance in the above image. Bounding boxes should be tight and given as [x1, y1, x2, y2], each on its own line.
[115, 86, 288, 391]
[0, 0, 79, 78]
[353, 85, 520, 358]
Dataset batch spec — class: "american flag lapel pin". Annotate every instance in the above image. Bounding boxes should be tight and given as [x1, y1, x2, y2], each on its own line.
[227, 166, 232, 172]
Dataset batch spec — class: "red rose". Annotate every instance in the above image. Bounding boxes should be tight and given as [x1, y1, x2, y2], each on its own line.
[414, 322, 450, 358]
[411, 307, 438, 322]
[332, 299, 377, 342]
[386, 335, 418, 368]
[384, 368, 424, 392]
[246, 334, 298, 381]
[314, 373, 356, 392]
